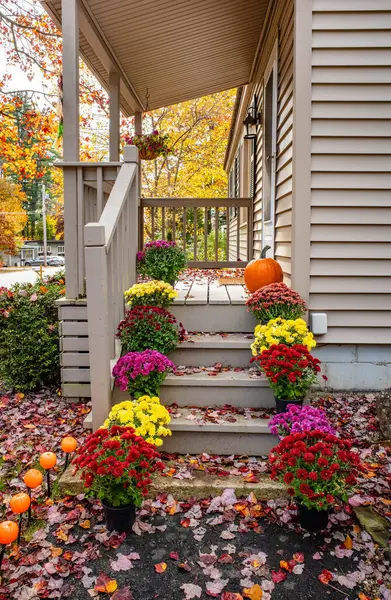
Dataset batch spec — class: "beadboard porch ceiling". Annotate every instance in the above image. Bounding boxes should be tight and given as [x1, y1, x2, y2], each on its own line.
[41, 0, 269, 114]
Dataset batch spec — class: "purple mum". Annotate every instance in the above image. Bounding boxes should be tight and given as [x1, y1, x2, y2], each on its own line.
[269, 404, 336, 439]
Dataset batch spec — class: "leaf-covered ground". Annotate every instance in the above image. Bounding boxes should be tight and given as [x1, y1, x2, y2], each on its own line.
[0, 389, 390, 600]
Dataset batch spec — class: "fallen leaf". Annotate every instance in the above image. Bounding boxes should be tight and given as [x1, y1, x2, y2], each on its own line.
[242, 584, 263, 600]
[222, 594, 243, 600]
[293, 552, 304, 563]
[178, 562, 192, 572]
[154, 562, 167, 573]
[169, 552, 179, 561]
[112, 588, 134, 600]
[318, 569, 333, 585]
[344, 535, 353, 550]
[94, 573, 118, 594]
[79, 519, 91, 529]
[181, 583, 202, 599]
[271, 571, 286, 584]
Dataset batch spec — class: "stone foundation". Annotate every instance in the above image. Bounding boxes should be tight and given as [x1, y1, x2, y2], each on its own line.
[314, 345, 391, 391]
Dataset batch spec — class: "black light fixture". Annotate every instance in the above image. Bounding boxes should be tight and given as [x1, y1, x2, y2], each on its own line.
[243, 94, 261, 139]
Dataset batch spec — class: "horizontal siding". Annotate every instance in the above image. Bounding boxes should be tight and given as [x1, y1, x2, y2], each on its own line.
[309, 3, 391, 344]
[248, 0, 293, 276]
[274, 0, 293, 281]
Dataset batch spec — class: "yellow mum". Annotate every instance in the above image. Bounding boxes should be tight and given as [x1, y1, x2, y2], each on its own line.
[251, 317, 316, 356]
[104, 396, 171, 446]
[124, 280, 177, 308]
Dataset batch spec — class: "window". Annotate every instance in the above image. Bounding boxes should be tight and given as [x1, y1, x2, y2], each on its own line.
[38, 246, 52, 254]
[57, 246, 65, 255]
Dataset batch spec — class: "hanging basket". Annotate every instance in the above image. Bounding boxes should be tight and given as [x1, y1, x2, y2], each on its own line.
[139, 147, 162, 161]
[124, 131, 171, 161]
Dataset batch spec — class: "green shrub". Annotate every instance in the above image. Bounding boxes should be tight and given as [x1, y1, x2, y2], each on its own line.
[0, 273, 65, 390]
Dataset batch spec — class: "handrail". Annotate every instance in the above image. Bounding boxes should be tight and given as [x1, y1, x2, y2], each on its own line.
[84, 146, 139, 430]
[141, 197, 252, 208]
[85, 160, 137, 249]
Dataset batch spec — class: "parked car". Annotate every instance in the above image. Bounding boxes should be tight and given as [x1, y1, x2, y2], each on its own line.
[24, 258, 44, 267]
[47, 256, 65, 266]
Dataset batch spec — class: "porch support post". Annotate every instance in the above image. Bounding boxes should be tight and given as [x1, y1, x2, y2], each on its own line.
[109, 70, 120, 161]
[134, 111, 142, 196]
[62, 0, 80, 298]
[291, 0, 312, 306]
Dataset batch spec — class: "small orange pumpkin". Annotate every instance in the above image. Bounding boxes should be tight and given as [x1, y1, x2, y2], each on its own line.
[0, 521, 19, 545]
[244, 245, 283, 293]
[10, 493, 31, 514]
[23, 468, 43, 489]
[39, 452, 57, 470]
[61, 436, 77, 453]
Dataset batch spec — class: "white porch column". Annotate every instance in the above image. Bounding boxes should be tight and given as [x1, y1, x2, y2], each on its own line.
[62, 0, 80, 298]
[109, 70, 120, 161]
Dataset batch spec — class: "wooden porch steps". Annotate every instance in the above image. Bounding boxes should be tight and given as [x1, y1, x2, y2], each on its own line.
[170, 333, 254, 368]
[113, 368, 274, 409]
[83, 406, 277, 456]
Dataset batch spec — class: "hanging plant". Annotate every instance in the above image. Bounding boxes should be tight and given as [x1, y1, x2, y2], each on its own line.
[123, 130, 171, 160]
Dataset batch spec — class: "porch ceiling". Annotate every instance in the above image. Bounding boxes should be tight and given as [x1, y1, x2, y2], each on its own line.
[41, 0, 269, 114]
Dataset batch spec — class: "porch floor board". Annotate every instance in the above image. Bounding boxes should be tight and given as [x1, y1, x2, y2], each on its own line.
[173, 279, 248, 306]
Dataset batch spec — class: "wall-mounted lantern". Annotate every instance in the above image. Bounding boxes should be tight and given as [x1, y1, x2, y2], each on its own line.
[243, 95, 261, 139]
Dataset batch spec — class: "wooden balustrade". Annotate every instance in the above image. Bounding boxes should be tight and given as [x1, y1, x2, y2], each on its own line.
[140, 197, 253, 267]
[56, 160, 121, 297]
[84, 147, 139, 430]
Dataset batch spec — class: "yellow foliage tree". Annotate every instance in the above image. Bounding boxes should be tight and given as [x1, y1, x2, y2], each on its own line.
[131, 90, 236, 199]
[0, 179, 27, 255]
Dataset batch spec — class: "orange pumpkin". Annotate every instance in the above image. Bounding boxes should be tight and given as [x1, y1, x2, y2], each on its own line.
[23, 468, 43, 489]
[39, 452, 57, 470]
[61, 436, 77, 453]
[10, 493, 31, 514]
[244, 245, 283, 293]
[0, 521, 19, 545]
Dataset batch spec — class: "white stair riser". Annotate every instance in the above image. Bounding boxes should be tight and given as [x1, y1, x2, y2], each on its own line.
[172, 305, 257, 333]
[169, 347, 253, 368]
[114, 385, 274, 408]
[162, 431, 277, 456]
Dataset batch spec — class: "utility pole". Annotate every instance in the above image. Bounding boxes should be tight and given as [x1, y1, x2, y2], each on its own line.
[42, 184, 48, 267]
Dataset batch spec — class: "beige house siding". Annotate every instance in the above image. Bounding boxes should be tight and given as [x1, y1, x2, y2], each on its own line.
[275, 0, 294, 285]
[309, 0, 391, 344]
[253, 0, 294, 280]
[226, 0, 294, 279]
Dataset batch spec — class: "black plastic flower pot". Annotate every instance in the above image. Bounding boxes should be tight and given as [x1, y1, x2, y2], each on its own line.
[275, 398, 304, 413]
[296, 502, 329, 532]
[101, 500, 136, 532]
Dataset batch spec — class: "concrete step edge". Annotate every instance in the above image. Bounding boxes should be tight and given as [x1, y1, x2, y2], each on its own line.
[178, 333, 254, 349]
[59, 465, 287, 500]
[163, 370, 268, 387]
[169, 411, 271, 434]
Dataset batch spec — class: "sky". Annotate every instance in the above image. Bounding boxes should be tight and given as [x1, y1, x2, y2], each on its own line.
[0, 46, 52, 109]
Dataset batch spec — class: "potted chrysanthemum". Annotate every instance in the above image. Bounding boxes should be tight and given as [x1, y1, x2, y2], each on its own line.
[246, 282, 307, 323]
[269, 430, 360, 531]
[73, 426, 165, 532]
[137, 240, 186, 285]
[252, 343, 324, 412]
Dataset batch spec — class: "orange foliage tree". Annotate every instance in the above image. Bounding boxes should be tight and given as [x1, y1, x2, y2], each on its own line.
[0, 178, 27, 256]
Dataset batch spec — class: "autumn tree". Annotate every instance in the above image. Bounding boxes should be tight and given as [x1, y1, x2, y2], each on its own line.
[0, 92, 60, 237]
[0, 178, 27, 256]
[138, 90, 236, 198]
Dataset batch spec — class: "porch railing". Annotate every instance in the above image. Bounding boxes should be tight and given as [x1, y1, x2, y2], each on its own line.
[57, 160, 121, 298]
[140, 197, 253, 267]
[84, 147, 139, 430]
